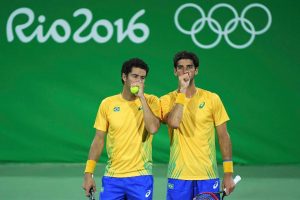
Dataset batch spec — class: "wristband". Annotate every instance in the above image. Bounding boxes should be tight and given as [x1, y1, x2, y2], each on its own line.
[175, 93, 186, 105]
[223, 161, 233, 173]
[84, 160, 96, 174]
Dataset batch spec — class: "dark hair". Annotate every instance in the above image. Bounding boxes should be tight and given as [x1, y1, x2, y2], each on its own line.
[121, 58, 149, 84]
[173, 51, 199, 68]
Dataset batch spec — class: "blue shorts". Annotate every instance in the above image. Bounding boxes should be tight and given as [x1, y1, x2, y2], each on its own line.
[166, 178, 221, 200]
[100, 175, 153, 200]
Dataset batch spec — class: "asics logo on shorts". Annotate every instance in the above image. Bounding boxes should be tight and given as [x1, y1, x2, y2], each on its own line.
[168, 183, 174, 189]
[174, 3, 272, 49]
[213, 181, 219, 189]
[145, 190, 151, 198]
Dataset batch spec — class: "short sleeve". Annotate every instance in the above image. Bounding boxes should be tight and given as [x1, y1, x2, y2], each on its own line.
[160, 94, 172, 120]
[147, 95, 161, 120]
[212, 93, 230, 126]
[93, 99, 109, 132]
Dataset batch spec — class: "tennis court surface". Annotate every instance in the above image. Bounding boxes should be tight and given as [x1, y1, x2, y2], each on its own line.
[0, 164, 299, 199]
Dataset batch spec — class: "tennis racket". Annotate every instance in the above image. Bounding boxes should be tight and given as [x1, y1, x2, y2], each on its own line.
[193, 175, 241, 200]
[88, 188, 96, 200]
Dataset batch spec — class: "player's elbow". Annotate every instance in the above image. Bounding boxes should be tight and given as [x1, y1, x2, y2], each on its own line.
[147, 118, 161, 134]
[148, 124, 160, 134]
[167, 120, 180, 129]
[148, 128, 158, 134]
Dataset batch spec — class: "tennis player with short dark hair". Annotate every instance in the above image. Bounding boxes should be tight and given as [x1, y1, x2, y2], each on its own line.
[160, 51, 235, 200]
[82, 58, 160, 200]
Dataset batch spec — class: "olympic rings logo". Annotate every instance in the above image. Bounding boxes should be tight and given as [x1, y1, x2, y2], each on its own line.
[174, 3, 272, 49]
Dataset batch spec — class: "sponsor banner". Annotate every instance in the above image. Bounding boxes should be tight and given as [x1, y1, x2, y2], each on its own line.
[0, 0, 299, 164]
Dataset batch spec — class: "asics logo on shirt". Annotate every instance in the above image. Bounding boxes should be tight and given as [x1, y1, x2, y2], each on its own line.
[145, 190, 151, 198]
[199, 102, 205, 109]
[213, 181, 219, 189]
[113, 106, 120, 112]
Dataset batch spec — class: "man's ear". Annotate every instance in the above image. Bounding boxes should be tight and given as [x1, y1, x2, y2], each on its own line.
[174, 68, 178, 76]
[195, 68, 198, 75]
[122, 73, 127, 83]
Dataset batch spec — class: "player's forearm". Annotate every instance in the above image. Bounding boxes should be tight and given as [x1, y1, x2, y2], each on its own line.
[216, 123, 232, 161]
[84, 131, 105, 175]
[139, 96, 160, 134]
[166, 104, 184, 129]
[144, 115, 160, 134]
[219, 133, 232, 161]
[218, 132, 232, 161]
[88, 133, 105, 161]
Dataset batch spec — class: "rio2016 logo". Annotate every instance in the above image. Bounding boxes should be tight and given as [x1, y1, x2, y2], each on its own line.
[174, 3, 272, 49]
[4, 3, 271, 47]
[6, 7, 149, 44]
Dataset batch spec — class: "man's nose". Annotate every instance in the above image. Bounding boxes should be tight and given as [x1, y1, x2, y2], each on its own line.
[182, 67, 189, 73]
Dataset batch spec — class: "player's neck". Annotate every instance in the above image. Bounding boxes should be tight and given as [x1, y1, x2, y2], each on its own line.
[185, 84, 197, 98]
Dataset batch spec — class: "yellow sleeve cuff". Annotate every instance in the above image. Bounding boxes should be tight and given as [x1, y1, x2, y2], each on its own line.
[175, 93, 186, 105]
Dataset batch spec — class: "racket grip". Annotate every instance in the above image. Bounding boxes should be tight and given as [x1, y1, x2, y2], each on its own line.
[89, 188, 95, 200]
[233, 175, 241, 184]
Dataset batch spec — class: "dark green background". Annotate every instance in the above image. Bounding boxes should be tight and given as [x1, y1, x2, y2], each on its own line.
[1, 0, 299, 164]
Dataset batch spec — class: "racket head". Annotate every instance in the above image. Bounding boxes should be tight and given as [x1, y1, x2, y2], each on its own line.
[193, 192, 220, 200]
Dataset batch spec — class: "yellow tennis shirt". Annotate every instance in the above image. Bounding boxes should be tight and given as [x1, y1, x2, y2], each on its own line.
[94, 94, 160, 177]
[160, 88, 229, 180]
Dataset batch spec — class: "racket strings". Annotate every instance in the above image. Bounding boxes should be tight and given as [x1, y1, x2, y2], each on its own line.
[194, 192, 219, 200]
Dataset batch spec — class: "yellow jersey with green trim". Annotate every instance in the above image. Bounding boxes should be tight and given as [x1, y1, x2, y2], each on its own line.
[94, 94, 160, 177]
[160, 88, 229, 180]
